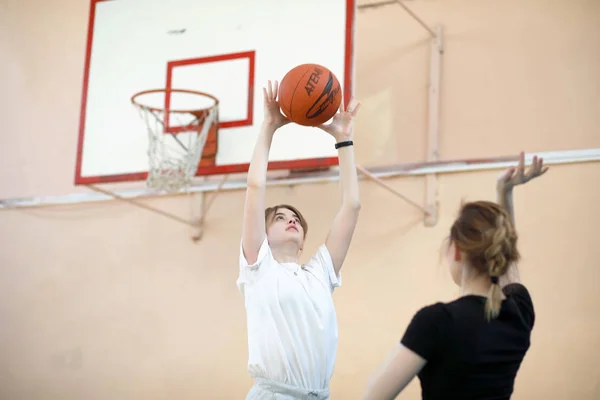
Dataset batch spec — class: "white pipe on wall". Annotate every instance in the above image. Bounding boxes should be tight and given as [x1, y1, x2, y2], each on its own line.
[1, 148, 598, 209]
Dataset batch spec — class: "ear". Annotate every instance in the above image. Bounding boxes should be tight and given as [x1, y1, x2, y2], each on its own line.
[453, 244, 462, 262]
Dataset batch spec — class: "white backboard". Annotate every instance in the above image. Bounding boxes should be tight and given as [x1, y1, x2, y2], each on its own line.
[75, 0, 356, 184]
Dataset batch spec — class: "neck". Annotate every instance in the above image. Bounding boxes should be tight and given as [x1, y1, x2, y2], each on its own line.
[460, 274, 493, 297]
[270, 242, 300, 264]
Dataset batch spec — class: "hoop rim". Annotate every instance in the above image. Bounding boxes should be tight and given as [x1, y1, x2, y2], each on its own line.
[131, 88, 219, 114]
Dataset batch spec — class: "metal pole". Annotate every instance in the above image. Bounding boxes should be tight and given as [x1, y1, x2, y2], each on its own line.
[1, 149, 598, 209]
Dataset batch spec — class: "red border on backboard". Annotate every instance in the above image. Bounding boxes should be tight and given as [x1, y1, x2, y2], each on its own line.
[74, 0, 356, 185]
[164, 51, 255, 133]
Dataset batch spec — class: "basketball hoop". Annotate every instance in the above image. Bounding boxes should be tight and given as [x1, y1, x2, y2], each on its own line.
[131, 89, 219, 193]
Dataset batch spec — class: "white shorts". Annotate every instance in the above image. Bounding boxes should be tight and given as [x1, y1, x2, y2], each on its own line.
[245, 377, 331, 400]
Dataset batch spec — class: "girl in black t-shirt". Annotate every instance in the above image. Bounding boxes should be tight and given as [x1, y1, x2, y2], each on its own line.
[364, 152, 548, 400]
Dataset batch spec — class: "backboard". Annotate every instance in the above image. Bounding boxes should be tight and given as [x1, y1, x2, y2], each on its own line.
[74, 0, 356, 185]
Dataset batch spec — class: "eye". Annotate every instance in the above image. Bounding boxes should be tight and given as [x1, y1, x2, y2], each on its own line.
[276, 215, 284, 220]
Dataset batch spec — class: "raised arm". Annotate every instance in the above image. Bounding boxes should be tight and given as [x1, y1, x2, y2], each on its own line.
[241, 81, 290, 264]
[496, 151, 548, 286]
[317, 99, 362, 274]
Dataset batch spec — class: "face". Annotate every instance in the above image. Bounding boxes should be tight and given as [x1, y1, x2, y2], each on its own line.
[446, 240, 463, 286]
[266, 207, 305, 247]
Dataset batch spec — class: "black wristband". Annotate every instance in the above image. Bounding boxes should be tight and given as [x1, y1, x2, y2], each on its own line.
[335, 140, 353, 149]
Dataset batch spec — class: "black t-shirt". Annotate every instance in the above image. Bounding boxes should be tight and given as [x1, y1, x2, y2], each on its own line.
[401, 283, 535, 400]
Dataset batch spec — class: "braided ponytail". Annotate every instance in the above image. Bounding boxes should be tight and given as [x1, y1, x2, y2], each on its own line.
[484, 214, 511, 320]
[450, 201, 520, 321]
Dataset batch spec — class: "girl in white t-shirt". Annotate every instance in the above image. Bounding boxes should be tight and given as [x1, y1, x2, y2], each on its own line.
[238, 80, 361, 399]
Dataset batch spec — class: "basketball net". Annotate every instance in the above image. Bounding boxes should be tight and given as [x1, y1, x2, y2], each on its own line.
[131, 89, 219, 193]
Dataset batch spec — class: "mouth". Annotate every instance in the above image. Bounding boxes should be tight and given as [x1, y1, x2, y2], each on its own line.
[286, 226, 299, 232]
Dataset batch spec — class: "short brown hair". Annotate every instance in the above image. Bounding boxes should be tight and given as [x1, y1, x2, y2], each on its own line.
[265, 204, 308, 239]
[450, 201, 520, 320]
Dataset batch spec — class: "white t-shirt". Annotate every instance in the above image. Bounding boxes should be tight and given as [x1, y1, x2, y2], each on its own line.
[237, 238, 342, 390]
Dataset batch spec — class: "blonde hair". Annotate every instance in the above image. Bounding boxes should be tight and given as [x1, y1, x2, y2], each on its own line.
[450, 201, 520, 320]
[265, 204, 308, 239]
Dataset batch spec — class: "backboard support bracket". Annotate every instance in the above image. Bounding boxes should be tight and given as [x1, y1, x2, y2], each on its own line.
[389, 2, 442, 226]
[355, 23, 443, 225]
[395, 0, 437, 38]
[86, 184, 196, 227]
[356, 165, 431, 216]
[424, 25, 443, 227]
[86, 173, 229, 242]
[190, 174, 229, 241]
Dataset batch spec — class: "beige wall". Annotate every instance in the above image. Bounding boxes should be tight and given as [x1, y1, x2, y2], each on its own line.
[1, 0, 599, 399]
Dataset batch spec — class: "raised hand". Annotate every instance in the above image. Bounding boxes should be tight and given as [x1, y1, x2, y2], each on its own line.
[497, 151, 549, 193]
[263, 80, 290, 130]
[317, 98, 361, 142]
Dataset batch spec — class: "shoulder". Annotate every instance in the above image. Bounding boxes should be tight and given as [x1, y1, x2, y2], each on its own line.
[503, 283, 535, 328]
[411, 302, 452, 327]
[237, 238, 276, 292]
[405, 302, 452, 338]
[307, 244, 334, 266]
[303, 244, 341, 292]
[503, 282, 532, 299]
[401, 302, 451, 361]
[240, 238, 273, 268]
[503, 283, 534, 311]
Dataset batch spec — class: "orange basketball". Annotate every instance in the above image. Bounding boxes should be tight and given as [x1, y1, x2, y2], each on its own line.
[278, 64, 342, 126]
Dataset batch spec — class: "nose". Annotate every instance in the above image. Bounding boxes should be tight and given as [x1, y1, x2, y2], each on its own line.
[288, 219, 296, 224]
